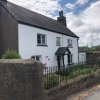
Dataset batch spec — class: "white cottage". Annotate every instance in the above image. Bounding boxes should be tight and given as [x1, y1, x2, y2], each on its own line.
[0, 0, 79, 68]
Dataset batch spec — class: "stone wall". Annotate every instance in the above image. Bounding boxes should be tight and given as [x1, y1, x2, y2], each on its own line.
[0, 59, 44, 100]
[47, 74, 100, 100]
[87, 53, 100, 63]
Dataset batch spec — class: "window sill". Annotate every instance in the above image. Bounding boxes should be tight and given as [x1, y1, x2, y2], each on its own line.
[56, 45, 61, 46]
[37, 45, 48, 47]
[68, 46, 73, 48]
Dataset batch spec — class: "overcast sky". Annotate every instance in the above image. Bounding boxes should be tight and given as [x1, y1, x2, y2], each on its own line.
[8, 0, 100, 47]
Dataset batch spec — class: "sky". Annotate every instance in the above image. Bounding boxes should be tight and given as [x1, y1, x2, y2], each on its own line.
[8, 0, 100, 47]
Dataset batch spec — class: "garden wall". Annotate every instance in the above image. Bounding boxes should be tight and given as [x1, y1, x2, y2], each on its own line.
[47, 74, 100, 100]
[87, 53, 100, 63]
[0, 59, 44, 100]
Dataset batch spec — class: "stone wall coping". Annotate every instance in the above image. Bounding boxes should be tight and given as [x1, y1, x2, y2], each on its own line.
[0, 59, 42, 64]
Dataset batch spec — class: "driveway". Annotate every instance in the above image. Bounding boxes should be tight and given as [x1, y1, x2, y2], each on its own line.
[67, 84, 100, 100]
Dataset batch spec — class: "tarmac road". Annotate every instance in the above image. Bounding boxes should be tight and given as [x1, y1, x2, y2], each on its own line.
[82, 88, 100, 100]
[67, 84, 100, 100]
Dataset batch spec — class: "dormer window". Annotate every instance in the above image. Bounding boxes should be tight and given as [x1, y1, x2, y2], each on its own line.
[37, 34, 47, 46]
[68, 39, 72, 47]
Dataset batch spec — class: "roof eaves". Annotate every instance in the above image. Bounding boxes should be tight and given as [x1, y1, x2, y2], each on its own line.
[18, 21, 79, 38]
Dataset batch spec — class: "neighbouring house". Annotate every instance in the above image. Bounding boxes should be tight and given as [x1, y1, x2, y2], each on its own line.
[79, 47, 87, 64]
[0, 0, 79, 68]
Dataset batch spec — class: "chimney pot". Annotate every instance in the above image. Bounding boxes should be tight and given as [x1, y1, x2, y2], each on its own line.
[59, 11, 63, 17]
[57, 11, 67, 26]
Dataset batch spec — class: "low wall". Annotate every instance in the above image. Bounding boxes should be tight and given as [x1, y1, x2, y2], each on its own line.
[47, 74, 100, 100]
[0, 59, 44, 100]
[87, 53, 100, 63]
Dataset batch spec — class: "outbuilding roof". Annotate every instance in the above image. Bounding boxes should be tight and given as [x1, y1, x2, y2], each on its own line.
[0, 1, 79, 38]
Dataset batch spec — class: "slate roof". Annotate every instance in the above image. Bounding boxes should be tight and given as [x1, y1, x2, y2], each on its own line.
[0, 1, 79, 38]
[55, 47, 71, 56]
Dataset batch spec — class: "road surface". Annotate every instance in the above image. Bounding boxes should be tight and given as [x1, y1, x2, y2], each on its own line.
[67, 84, 100, 100]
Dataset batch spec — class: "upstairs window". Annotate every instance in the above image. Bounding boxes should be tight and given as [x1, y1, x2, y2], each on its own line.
[56, 37, 61, 46]
[37, 34, 47, 45]
[68, 39, 72, 47]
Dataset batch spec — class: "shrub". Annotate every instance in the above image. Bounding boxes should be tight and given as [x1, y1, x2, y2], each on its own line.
[56, 68, 70, 76]
[56, 65, 95, 80]
[2, 49, 21, 59]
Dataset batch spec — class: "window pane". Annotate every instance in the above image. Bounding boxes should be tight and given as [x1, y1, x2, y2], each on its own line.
[36, 56, 39, 61]
[32, 56, 41, 62]
[56, 37, 61, 45]
[37, 34, 41, 44]
[37, 34, 41, 39]
[37, 34, 46, 45]
[31, 56, 35, 59]
[68, 39, 72, 46]
[42, 35, 46, 44]
[70, 55, 73, 64]
[42, 35, 45, 40]
[42, 39, 45, 44]
[38, 39, 41, 44]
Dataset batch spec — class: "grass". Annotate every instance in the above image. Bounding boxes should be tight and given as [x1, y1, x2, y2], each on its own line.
[67, 65, 95, 79]
[56, 65, 96, 79]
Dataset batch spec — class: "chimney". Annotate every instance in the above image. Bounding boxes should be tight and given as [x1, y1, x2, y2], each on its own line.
[0, 0, 7, 3]
[57, 11, 67, 26]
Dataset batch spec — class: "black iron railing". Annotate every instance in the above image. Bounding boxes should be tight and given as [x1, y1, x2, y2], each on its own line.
[44, 63, 99, 90]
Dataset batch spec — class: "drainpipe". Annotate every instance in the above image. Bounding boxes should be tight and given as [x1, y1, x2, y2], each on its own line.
[77, 38, 79, 64]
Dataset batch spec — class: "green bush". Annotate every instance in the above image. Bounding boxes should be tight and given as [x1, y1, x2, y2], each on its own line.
[2, 49, 21, 59]
[44, 74, 59, 89]
[56, 68, 70, 76]
[56, 65, 95, 80]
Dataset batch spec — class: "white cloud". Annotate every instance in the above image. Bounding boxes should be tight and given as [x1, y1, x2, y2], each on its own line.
[65, 0, 89, 11]
[8, 0, 61, 18]
[8, 0, 100, 46]
[66, 1, 100, 46]
[65, 3, 75, 10]
[76, 0, 89, 5]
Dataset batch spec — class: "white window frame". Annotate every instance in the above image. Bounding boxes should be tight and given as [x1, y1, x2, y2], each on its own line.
[31, 55, 42, 62]
[37, 34, 47, 45]
[56, 37, 61, 46]
[68, 39, 72, 47]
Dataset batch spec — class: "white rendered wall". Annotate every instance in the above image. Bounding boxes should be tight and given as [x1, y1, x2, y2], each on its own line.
[79, 52, 86, 64]
[18, 24, 79, 67]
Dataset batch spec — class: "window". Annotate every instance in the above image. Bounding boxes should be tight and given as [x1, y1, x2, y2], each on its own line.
[68, 39, 72, 47]
[70, 54, 73, 64]
[31, 55, 41, 62]
[37, 34, 46, 45]
[68, 54, 73, 64]
[56, 37, 61, 46]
